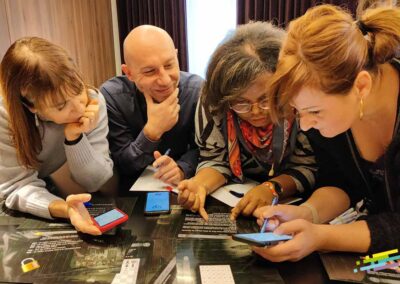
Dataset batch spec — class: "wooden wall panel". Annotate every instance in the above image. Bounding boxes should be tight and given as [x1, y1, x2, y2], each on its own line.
[3, 0, 116, 87]
[0, 0, 11, 59]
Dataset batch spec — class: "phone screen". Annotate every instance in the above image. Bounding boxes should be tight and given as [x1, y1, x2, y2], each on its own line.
[145, 192, 170, 213]
[233, 232, 292, 246]
[94, 209, 125, 226]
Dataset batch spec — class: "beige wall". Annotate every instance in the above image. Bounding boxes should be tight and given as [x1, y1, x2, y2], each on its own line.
[0, 0, 116, 87]
[0, 0, 11, 58]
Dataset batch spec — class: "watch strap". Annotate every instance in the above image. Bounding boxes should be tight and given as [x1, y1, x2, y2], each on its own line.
[262, 180, 283, 197]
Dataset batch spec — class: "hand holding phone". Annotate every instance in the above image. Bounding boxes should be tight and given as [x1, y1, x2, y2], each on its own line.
[232, 232, 292, 247]
[91, 208, 128, 233]
[145, 192, 171, 215]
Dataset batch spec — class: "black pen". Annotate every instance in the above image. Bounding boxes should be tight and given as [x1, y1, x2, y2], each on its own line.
[229, 190, 244, 198]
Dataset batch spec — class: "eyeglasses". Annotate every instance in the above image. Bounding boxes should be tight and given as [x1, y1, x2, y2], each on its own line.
[229, 98, 270, 114]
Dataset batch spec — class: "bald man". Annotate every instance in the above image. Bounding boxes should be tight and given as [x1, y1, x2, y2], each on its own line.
[100, 25, 203, 192]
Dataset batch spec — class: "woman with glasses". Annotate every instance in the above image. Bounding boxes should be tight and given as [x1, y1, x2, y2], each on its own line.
[177, 22, 317, 221]
[0, 37, 114, 235]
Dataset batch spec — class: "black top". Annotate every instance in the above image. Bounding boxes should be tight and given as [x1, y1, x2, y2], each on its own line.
[305, 58, 400, 253]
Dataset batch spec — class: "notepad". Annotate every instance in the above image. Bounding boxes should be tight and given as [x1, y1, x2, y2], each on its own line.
[199, 265, 235, 284]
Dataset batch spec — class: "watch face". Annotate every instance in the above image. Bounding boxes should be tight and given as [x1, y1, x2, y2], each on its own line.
[270, 181, 283, 195]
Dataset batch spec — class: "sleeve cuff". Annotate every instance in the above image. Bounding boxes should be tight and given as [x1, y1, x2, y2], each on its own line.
[134, 130, 161, 154]
[64, 133, 83, 145]
[176, 160, 194, 179]
[24, 192, 63, 220]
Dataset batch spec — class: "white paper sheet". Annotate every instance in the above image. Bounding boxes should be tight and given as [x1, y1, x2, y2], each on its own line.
[210, 181, 258, 208]
[130, 167, 301, 207]
[129, 166, 179, 194]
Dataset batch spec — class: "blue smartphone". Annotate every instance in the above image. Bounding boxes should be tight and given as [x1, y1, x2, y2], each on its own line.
[232, 232, 292, 247]
[144, 192, 170, 215]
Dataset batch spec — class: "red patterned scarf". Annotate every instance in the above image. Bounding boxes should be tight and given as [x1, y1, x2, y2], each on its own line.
[227, 111, 292, 181]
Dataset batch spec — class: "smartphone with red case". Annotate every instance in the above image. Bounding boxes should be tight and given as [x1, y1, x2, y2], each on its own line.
[91, 208, 128, 233]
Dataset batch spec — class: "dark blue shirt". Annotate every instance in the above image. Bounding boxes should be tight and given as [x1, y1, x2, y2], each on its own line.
[100, 72, 203, 190]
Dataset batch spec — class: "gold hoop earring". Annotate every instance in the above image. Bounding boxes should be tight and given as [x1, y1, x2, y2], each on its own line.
[359, 97, 364, 120]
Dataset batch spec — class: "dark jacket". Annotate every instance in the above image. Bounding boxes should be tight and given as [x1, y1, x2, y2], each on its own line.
[100, 72, 203, 190]
[306, 58, 400, 253]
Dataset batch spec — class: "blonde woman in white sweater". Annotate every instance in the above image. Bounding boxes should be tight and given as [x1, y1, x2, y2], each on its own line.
[0, 37, 114, 235]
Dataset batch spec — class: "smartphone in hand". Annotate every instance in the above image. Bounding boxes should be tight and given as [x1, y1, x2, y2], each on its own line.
[232, 232, 292, 247]
[144, 192, 170, 215]
[91, 208, 128, 233]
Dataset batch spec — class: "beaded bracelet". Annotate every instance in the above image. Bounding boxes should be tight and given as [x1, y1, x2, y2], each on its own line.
[262, 180, 282, 197]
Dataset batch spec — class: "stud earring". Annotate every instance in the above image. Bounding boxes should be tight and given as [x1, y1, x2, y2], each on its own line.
[359, 97, 364, 120]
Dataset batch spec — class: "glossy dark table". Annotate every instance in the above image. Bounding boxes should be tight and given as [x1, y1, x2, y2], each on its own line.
[0, 191, 348, 283]
[123, 191, 343, 284]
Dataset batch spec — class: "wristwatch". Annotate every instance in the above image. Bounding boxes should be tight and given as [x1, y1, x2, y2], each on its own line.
[263, 180, 283, 197]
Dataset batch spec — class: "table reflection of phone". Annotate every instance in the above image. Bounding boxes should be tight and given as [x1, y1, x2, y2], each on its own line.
[144, 192, 171, 215]
[232, 232, 292, 247]
[92, 208, 128, 233]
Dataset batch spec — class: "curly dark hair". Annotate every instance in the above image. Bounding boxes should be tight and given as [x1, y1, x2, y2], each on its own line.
[202, 21, 285, 115]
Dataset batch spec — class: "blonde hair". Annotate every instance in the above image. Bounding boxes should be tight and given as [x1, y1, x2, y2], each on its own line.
[357, 0, 399, 17]
[269, 4, 400, 122]
[0, 37, 86, 169]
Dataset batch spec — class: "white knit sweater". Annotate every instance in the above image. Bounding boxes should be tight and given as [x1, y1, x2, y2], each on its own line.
[0, 90, 113, 219]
